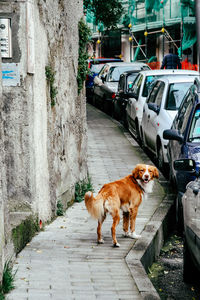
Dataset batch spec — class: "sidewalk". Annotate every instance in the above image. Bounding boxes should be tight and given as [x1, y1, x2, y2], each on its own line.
[7, 104, 173, 300]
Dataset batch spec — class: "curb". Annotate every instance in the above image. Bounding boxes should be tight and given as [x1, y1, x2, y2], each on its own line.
[126, 196, 175, 299]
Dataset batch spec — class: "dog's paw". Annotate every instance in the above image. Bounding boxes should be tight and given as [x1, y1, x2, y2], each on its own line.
[129, 231, 141, 239]
[123, 232, 129, 238]
[113, 242, 120, 247]
[98, 239, 104, 244]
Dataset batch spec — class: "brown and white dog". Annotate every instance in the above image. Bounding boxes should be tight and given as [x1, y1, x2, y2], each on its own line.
[85, 164, 159, 247]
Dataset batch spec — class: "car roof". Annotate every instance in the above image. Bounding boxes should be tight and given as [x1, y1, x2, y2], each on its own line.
[104, 62, 149, 67]
[138, 69, 199, 76]
[155, 75, 198, 84]
[88, 58, 122, 63]
[120, 70, 141, 76]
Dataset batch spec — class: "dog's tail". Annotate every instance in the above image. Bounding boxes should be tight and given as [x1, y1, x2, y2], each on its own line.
[84, 191, 104, 221]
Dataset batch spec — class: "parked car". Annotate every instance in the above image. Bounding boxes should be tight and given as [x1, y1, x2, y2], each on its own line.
[163, 80, 200, 228]
[93, 62, 150, 115]
[112, 70, 139, 124]
[140, 75, 197, 170]
[86, 58, 123, 102]
[173, 158, 200, 282]
[126, 69, 199, 141]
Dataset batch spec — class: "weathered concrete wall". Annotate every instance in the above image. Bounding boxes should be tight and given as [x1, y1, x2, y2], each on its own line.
[0, 0, 87, 258]
[0, 53, 4, 283]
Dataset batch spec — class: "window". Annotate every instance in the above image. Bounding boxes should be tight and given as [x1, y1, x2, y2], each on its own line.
[154, 82, 165, 107]
[166, 82, 193, 111]
[147, 81, 162, 104]
[176, 93, 194, 134]
[188, 106, 200, 142]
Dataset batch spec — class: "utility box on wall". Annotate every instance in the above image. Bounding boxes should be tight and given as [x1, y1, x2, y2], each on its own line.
[0, 18, 12, 58]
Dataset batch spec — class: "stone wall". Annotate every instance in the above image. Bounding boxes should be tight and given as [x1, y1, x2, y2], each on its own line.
[0, 0, 87, 262]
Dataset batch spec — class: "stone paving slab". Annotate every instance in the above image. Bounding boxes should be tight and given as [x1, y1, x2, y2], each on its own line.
[6, 104, 170, 300]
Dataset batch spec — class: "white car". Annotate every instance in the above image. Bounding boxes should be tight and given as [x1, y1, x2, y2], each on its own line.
[140, 75, 197, 170]
[126, 69, 199, 141]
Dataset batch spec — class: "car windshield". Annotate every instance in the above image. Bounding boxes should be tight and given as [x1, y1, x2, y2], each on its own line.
[188, 108, 200, 142]
[107, 66, 141, 82]
[166, 82, 193, 111]
[127, 74, 138, 90]
[142, 75, 163, 97]
[90, 64, 104, 74]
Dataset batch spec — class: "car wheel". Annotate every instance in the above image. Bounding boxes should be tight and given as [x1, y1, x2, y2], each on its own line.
[157, 143, 164, 171]
[183, 236, 199, 283]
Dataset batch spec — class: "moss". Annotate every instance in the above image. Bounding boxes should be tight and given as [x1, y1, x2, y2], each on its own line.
[12, 216, 39, 254]
[75, 176, 93, 203]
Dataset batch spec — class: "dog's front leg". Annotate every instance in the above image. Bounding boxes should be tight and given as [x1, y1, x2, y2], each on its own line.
[129, 207, 141, 239]
[123, 211, 130, 237]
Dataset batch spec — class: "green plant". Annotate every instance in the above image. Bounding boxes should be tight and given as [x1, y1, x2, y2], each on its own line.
[56, 200, 64, 216]
[45, 66, 58, 107]
[77, 18, 91, 94]
[0, 260, 16, 299]
[75, 176, 93, 202]
[84, 0, 124, 29]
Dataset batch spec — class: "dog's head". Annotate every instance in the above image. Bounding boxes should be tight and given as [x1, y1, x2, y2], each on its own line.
[132, 164, 159, 184]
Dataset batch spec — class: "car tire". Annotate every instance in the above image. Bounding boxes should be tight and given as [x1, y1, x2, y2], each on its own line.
[183, 236, 199, 283]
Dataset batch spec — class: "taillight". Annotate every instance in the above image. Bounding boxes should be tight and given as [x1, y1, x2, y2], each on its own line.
[111, 93, 116, 99]
[86, 74, 89, 81]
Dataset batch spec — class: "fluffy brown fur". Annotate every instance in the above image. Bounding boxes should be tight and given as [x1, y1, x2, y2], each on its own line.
[85, 164, 159, 247]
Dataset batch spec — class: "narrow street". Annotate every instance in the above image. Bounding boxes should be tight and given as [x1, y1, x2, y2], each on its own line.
[6, 104, 172, 300]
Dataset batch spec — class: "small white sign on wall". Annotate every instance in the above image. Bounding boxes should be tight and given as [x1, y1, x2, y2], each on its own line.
[2, 63, 20, 86]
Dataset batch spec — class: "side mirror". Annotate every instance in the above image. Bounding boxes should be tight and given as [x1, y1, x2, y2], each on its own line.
[163, 129, 184, 143]
[148, 103, 160, 114]
[174, 159, 196, 173]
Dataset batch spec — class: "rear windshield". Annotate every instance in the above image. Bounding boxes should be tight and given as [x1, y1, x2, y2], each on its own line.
[166, 82, 193, 110]
[107, 66, 142, 82]
[90, 64, 104, 73]
[127, 74, 138, 89]
[142, 75, 164, 97]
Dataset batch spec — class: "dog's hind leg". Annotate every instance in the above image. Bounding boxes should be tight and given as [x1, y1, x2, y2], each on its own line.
[97, 215, 106, 244]
[111, 212, 120, 247]
[123, 211, 130, 237]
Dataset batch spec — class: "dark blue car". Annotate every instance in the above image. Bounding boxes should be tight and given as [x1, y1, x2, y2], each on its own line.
[86, 58, 122, 102]
[163, 79, 200, 228]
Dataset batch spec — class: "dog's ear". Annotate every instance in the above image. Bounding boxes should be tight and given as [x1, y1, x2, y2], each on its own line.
[153, 167, 159, 178]
[132, 165, 139, 179]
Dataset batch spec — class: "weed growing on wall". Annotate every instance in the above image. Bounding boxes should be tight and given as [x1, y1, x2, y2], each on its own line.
[75, 176, 93, 202]
[45, 66, 58, 107]
[77, 18, 91, 94]
[0, 260, 16, 299]
[56, 200, 64, 216]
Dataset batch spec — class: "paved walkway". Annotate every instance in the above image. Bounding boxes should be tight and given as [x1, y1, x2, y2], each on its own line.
[7, 104, 167, 300]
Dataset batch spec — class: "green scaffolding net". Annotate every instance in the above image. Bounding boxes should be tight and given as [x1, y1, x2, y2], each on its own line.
[125, 0, 196, 60]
